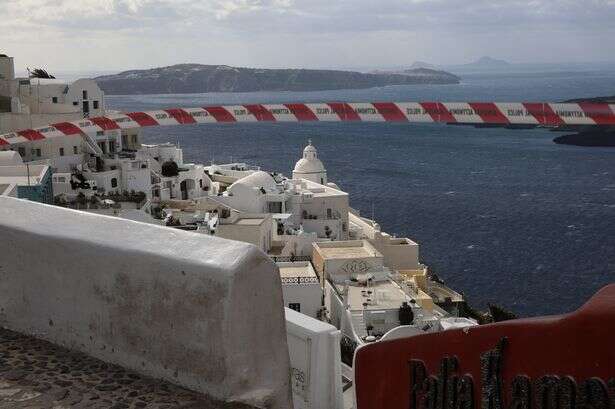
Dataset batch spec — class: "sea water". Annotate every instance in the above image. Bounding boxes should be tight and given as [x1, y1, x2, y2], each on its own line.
[106, 70, 615, 317]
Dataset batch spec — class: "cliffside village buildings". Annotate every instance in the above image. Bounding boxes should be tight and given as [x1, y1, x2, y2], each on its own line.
[0, 53, 472, 349]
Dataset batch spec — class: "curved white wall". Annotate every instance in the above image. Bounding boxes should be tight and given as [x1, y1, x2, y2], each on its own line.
[0, 196, 292, 408]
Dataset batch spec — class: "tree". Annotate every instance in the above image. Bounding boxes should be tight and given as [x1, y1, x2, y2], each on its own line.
[161, 160, 179, 177]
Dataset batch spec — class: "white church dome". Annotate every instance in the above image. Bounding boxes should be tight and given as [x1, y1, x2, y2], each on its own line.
[226, 171, 278, 212]
[293, 157, 325, 174]
[293, 140, 325, 173]
[228, 171, 278, 196]
[292, 140, 327, 184]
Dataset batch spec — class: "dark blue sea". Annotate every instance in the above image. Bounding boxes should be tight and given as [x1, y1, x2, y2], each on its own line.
[106, 71, 615, 317]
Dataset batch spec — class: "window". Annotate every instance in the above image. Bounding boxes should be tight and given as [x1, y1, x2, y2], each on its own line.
[268, 201, 282, 213]
[52, 97, 58, 103]
[59, 147, 64, 156]
[288, 303, 301, 312]
[327, 208, 332, 219]
[18, 147, 25, 157]
[96, 131, 103, 136]
[73, 146, 78, 154]
[98, 142, 107, 154]
[73, 101, 78, 106]
[111, 178, 118, 188]
[82, 90, 88, 99]
[93, 100, 99, 109]
[132, 135, 138, 144]
[36, 148, 41, 157]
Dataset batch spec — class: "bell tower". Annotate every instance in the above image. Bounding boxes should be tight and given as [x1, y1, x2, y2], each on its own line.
[293, 140, 327, 185]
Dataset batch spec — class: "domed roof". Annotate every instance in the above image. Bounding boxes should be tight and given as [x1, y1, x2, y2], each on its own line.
[294, 157, 325, 174]
[228, 171, 278, 195]
[293, 140, 326, 174]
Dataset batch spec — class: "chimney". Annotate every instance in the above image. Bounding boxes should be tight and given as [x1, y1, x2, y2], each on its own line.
[0, 54, 15, 81]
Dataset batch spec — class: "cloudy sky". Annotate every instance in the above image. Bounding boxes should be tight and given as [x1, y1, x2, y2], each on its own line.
[2, 0, 615, 73]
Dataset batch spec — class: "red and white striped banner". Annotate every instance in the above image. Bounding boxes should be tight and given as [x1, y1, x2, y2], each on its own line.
[1, 101, 614, 146]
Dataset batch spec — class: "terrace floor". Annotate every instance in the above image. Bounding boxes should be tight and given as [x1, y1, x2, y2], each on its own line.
[0, 328, 253, 409]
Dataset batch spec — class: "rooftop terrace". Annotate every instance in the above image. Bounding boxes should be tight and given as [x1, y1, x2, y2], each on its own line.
[314, 240, 382, 260]
[278, 262, 318, 279]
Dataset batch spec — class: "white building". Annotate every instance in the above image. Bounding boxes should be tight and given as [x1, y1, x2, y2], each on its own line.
[0, 54, 105, 137]
[0, 54, 200, 202]
[217, 214, 273, 253]
[0, 151, 53, 203]
[348, 210, 421, 271]
[0, 64, 211, 202]
[0, 53, 116, 193]
[312, 239, 476, 346]
[223, 170, 283, 214]
[278, 261, 323, 319]
[211, 148, 349, 245]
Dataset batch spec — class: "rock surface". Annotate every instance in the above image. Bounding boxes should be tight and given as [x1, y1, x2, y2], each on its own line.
[94, 64, 460, 95]
[553, 131, 615, 146]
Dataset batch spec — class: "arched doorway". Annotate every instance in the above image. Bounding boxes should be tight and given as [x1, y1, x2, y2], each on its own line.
[180, 179, 195, 200]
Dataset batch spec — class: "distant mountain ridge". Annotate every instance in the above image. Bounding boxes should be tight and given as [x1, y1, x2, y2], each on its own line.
[404, 56, 512, 72]
[407, 56, 615, 75]
[461, 56, 511, 68]
[370, 67, 459, 78]
[94, 64, 460, 95]
[409, 61, 439, 70]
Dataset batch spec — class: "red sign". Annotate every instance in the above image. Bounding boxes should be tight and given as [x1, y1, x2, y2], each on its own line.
[354, 284, 615, 409]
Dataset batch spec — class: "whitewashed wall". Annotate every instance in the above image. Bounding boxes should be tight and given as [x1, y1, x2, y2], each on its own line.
[0, 197, 292, 408]
[285, 308, 343, 409]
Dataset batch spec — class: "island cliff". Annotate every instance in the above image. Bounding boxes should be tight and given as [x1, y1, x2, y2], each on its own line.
[94, 64, 460, 95]
[553, 96, 615, 146]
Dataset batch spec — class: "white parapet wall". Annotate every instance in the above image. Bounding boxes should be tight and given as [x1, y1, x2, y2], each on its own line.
[285, 308, 343, 409]
[0, 196, 292, 409]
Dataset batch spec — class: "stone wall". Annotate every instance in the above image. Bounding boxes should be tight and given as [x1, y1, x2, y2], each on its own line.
[0, 196, 292, 408]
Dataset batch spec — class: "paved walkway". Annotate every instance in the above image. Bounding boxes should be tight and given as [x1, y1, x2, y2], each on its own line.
[0, 328, 253, 409]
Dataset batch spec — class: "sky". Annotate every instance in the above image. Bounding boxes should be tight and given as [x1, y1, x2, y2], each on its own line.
[2, 0, 615, 73]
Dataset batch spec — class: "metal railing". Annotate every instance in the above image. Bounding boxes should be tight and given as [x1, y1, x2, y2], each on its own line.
[271, 255, 312, 263]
